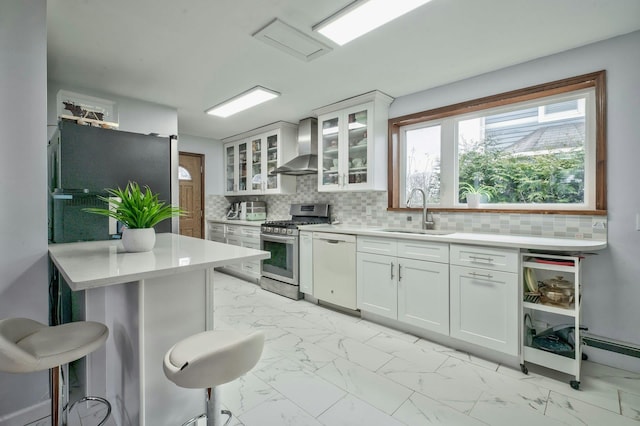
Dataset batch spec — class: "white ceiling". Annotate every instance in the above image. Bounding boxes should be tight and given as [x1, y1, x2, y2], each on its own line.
[47, 0, 640, 140]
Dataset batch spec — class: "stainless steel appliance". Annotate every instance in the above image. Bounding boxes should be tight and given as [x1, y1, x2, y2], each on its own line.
[260, 203, 331, 299]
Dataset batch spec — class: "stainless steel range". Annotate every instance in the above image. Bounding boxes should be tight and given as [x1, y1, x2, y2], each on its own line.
[260, 203, 331, 300]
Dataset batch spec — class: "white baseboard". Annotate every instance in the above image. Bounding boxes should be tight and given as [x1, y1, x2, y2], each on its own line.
[0, 400, 50, 426]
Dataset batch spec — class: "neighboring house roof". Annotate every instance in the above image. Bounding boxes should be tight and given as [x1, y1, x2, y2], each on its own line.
[504, 122, 585, 155]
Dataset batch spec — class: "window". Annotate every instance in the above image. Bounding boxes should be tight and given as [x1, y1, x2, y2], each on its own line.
[388, 71, 606, 214]
[178, 166, 192, 181]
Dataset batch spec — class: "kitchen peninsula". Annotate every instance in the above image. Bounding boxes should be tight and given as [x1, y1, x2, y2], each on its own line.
[48, 233, 269, 426]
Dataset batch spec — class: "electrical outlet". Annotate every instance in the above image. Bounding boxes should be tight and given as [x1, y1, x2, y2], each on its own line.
[406, 216, 413, 222]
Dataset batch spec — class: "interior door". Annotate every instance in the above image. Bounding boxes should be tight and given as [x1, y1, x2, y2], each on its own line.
[178, 152, 204, 238]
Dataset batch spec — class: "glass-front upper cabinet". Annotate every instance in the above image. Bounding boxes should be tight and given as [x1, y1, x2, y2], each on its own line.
[223, 122, 297, 196]
[250, 137, 263, 191]
[265, 134, 279, 191]
[225, 144, 236, 192]
[238, 141, 248, 193]
[319, 107, 370, 190]
[320, 116, 340, 188]
[315, 91, 393, 192]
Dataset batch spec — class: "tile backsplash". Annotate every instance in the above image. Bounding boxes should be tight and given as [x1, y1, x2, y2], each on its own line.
[207, 174, 606, 241]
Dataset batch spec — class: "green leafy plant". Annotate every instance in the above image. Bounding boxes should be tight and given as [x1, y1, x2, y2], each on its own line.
[459, 182, 495, 202]
[83, 182, 184, 229]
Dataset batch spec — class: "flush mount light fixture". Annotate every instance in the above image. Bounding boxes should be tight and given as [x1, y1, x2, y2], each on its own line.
[313, 0, 433, 46]
[205, 86, 280, 118]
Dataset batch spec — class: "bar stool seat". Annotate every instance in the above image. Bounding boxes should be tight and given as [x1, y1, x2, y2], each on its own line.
[163, 330, 264, 426]
[0, 317, 111, 425]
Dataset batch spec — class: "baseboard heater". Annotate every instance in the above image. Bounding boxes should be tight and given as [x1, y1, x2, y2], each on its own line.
[583, 334, 640, 358]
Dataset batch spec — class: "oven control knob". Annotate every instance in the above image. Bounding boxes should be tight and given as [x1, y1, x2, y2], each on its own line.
[280, 228, 287, 234]
[264, 226, 270, 233]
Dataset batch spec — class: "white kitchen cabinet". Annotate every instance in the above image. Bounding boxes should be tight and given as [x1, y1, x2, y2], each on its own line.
[223, 122, 297, 195]
[299, 231, 313, 295]
[357, 236, 449, 334]
[208, 222, 262, 281]
[450, 244, 519, 356]
[357, 251, 397, 318]
[520, 252, 584, 389]
[208, 222, 225, 243]
[314, 91, 393, 192]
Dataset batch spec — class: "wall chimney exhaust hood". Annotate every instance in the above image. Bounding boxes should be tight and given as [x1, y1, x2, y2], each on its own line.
[273, 118, 318, 175]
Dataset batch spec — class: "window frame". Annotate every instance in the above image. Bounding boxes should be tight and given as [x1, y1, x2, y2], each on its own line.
[388, 71, 607, 215]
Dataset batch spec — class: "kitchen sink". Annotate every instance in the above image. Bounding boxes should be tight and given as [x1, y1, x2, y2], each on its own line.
[375, 228, 455, 236]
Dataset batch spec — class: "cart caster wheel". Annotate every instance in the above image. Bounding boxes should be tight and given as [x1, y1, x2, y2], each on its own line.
[570, 380, 580, 390]
[520, 364, 528, 375]
[582, 353, 588, 361]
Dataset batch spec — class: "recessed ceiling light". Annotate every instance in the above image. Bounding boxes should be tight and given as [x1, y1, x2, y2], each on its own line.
[205, 86, 280, 118]
[313, 0, 433, 46]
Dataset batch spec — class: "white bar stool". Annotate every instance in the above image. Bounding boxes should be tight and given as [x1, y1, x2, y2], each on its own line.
[163, 330, 265, 426]
[0, 317, 111, 425]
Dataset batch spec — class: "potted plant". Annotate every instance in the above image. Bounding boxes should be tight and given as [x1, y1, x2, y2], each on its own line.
[460, 182, 494, 208]
[84, 182, 184, 252]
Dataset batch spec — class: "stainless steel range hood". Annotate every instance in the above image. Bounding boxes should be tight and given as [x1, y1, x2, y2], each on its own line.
[273, 117, 318, 175]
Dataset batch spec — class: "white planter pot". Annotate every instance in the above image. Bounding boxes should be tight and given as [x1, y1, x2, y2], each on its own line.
[122, 228, 156, 252]
[466, 193, 481, 208]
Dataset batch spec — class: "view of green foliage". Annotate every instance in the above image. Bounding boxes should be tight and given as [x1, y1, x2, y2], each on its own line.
[458, 139, 585, 204]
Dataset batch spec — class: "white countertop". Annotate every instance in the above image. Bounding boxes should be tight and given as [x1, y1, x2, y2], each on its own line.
[207, 218, 264, 227]
[48, 233, 270, 291]
[300, 224, 607, 252]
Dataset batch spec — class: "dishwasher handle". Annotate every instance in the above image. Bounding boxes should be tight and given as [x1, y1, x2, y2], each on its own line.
[314, 233, 356, 244]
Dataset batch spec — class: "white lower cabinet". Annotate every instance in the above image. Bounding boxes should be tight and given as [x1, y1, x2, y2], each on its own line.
[357, 252, 397, 318]
[449, 244, 519, 356]
[299, 231, 313, 295]
[398, 257, 449, 332]
[357, 237, 449, 335]
[207, 222, 261, 281]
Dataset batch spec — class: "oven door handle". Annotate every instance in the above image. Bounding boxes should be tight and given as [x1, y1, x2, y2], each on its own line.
[261, 234, 297, 243]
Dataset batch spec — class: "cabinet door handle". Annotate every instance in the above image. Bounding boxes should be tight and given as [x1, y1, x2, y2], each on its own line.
[469, 271, 493, 279]
[469, 255, 494, 263]
[390, 262, 394, 280]
[398, 264, 402, 281]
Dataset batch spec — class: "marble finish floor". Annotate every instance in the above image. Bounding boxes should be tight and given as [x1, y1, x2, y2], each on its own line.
[213, 272, 640, 426]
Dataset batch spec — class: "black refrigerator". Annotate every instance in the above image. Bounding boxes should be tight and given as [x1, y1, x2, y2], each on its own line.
[48, 120, 174, 243]
[47, 120, 176, 403]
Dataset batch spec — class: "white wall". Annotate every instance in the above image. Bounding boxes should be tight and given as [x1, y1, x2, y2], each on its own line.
[0, 0, 49, 421]
[178, 133, 223, 195]
[390, 30, 640, 371]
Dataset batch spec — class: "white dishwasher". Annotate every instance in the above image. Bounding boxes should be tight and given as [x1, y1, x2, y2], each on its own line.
[313, 232, 357, 310]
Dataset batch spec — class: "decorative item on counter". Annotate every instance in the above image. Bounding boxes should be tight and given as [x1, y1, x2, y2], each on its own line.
[83, 182, 184, 252]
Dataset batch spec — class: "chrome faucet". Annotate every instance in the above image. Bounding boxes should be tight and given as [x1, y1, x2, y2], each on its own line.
[407, 188, 435, 230]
